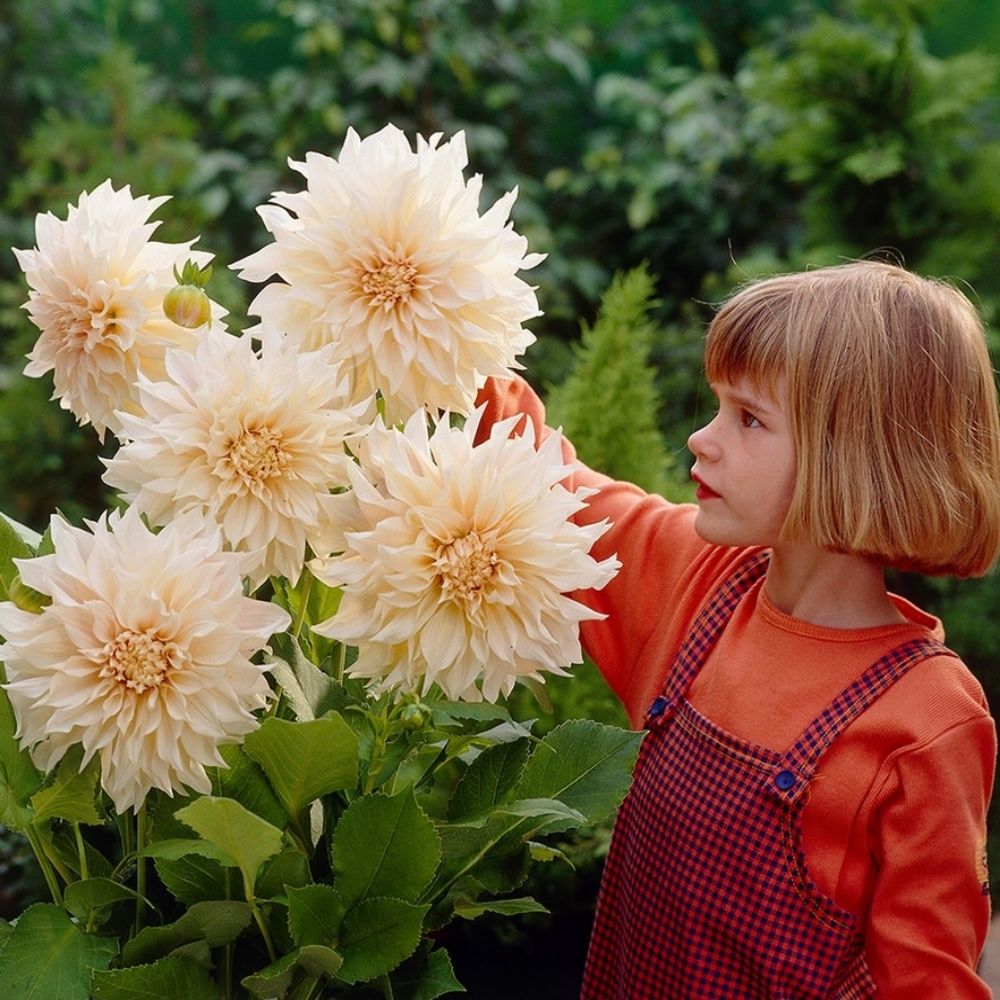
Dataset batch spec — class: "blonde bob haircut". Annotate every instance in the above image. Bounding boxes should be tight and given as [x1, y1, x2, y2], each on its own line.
[704, 260, 1000, 577]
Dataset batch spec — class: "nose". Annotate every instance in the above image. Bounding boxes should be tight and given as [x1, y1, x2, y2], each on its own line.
[688, 416, 720, 462]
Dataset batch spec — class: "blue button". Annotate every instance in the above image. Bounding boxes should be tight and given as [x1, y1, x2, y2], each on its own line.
[648, 696, 669, 718]
[774, 769, 795, 791]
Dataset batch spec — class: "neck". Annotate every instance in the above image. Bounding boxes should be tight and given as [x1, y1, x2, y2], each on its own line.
[764, 544, 907, 629]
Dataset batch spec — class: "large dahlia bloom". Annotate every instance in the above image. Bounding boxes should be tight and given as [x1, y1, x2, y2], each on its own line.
[311, 409, 620, 702]
[233, 125, 544, 422]
[103, 328, 370, 588]
[0, 508, 290, 813]
[14, 180, 221, 441]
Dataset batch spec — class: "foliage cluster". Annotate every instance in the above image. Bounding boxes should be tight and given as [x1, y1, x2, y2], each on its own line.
[2, 0, 1000, 988]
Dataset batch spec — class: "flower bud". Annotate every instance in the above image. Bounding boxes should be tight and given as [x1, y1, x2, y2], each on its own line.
[163, 283, 212, 329]
[164, 258, 214, 328]
[400, 703, 432, 731]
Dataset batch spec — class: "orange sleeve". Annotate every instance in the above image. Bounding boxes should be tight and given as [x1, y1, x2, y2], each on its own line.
[865, 714, 996, 997]
[474, 375, 712, 702]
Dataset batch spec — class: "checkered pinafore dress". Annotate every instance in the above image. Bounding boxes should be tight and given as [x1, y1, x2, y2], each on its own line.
[580, 551, 951, 999]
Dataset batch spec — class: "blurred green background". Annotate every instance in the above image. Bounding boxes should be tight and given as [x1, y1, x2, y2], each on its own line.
[1, 0, 999, 994]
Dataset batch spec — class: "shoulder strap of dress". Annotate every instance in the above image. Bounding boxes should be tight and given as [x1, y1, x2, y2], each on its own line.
[648, 549, 770, 724]
[764, 637, 956, 805]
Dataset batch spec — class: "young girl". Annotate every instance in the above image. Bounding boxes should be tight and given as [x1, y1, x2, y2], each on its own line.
[476, 261, 1000, 997]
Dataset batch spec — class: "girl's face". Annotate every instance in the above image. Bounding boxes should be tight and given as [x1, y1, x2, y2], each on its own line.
[687, 376, 797, 548]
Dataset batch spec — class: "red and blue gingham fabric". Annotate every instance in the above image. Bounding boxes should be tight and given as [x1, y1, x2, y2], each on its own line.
[580, 551, 952, 998]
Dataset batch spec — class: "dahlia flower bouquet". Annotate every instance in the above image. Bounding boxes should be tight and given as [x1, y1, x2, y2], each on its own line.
[0, 126, 642, 1000]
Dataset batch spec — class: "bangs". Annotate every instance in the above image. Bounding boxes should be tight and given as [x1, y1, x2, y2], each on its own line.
[704, 282, 789, 397]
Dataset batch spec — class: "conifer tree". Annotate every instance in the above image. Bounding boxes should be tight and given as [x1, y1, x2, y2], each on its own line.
[546, 265, 677, 496]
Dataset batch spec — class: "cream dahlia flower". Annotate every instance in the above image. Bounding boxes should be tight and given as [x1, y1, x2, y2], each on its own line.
[311, 408, 621, 702]
[232, 125, 544, 422]
[14, 180, 221, 440]
[103, 328, 371, 588]
[0, 508, 290, 813]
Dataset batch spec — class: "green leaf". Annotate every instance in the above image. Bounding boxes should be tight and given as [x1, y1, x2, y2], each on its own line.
[0, 903, 118, 1000]
[390, 945, 466, 1000]
[336, 896, 429, 985]
[31, 748, 101, 825]
[208, 743, 287, 828]
[491, 797, 587, 828]
[90, 955, 221, 1000]
[516, 719, 643, 827]
[121, 900, 252, 966]
[267, 633, 344, 721]
[255, 848, 312, 900]
[331, 789, 441, 910]
[0, 668, 43, 831]
[241, 946, 343, 997]
[287, 884, 344, 947]
[154, 854, 234, 906]
[140, 837, 234, 867]
[243, 715, 359, 816]
[0, 513, 35, 600]
[175, 797, 284, 892]
[63, 878, 146, 924]
[453, 896, 548, 920]
[448, 739, 530, 820]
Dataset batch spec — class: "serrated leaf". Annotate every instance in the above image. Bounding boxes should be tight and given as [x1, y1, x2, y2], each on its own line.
[448, 738, 529, 820]
[491, 797, 587, 828]
[241, 946, 343, 997]
[155, 854, 235, 905]
[209, 743, 287, 828]
[175, 797, 284, 892]
[0, 903, 118, 1000]
[453, 896, 548, 920]
[244, 715, 358, 816]
[516, 719, 643, 827]
[256, 848, 311, 900]
[287, 884, 344, 947]
[90, 954, 220, 1000]
[63, 878, 146, 924]
[31, 749, 101, 825]
[390, 945, 466, 1000]
[331, 789, 440, 910]
[336, 896, 428, 985]
[140, 837, 235, 866]
[121, 900, 252, 967]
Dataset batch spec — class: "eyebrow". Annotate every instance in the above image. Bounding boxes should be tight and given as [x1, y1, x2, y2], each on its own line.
[709, 383, 779, 418]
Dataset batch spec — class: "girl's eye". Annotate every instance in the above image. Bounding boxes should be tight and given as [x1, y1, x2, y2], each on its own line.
[740, 409, 762, 429]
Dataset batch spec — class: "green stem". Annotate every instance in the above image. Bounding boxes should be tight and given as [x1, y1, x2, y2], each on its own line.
[363, 706, 390, 796]
[135, 804, 148, 935]
[334, 642, 347, 683]
[250, 899, 278, 963]
[378, 973, 395, 999]
[291, 572, 314, 639]
[223, 942, 234, 1000]
[34, 826, 74, 886]
[25, 827, 63, 906]
[73, 823, 89, 881]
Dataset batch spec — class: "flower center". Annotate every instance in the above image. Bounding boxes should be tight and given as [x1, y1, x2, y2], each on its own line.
[435, 532, 498, 604]
[228, 426, 288, 485]
[360, 257, 419, 309]
[101, 629, 177, 693]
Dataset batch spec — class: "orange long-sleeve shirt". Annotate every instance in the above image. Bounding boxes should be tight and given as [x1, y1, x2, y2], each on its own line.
[477, 375, 996, 997]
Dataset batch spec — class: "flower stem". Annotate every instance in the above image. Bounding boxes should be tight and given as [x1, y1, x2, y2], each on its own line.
[73, 822, 89, 880]
[250, 899, 278, 964]
[291, 571, 314, 639]
[25, 826, 63, 906]
[135, 804, 148, 935]
[334, 642, 347, 683]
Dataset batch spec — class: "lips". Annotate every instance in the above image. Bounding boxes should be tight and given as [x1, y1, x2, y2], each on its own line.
[691, 472, 720, 501]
